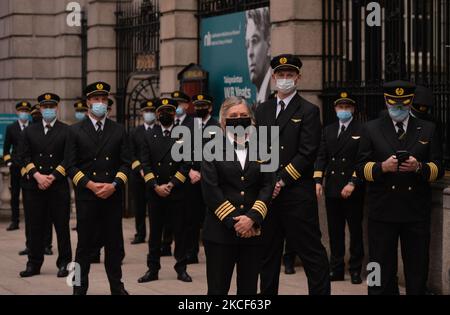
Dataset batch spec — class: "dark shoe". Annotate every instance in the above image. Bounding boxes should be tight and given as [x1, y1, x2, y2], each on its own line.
[284, 264, 296, 275]
[57, 266, 69, 278]
[18, 248, 30, 256]
[350, 273, 363, 285]
[20, 266, 40, 278]
[44, 247, 53, 256]
[6, 222, 19, 231]
[160, 246, 172, 257]
[73, 287, 87, 295]
[177, 271, 192, 283]
[131, 237, 146, 245]
[329, 271, 345, 282]
[138, 270, 158, 283]
[186, 255, 199, 265]
[111, 286, 129, 295]
[90, 255, 101, 264]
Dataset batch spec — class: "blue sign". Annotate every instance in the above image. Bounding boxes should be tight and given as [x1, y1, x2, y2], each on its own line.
[200, 7, 271, 113]
[0, 114, 19, 157]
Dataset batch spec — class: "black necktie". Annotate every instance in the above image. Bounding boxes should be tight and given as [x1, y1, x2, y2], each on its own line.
[396, 122, 405, 140]
[338, 125, 346, 140]
[164, 130, 170, 137]
[278, 100, 286, 118]
[175, 119, 181, 126]
[96, 121, 103, 138]
[45, 124, 52, 135]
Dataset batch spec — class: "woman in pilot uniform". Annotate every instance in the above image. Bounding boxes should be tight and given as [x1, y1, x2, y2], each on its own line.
[201, 96, 275, 295]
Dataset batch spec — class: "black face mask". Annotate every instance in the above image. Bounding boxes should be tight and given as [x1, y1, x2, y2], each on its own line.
[159, 113, 174, 127]
[196, 108, 210, 119]
[225, 117, 252, 129]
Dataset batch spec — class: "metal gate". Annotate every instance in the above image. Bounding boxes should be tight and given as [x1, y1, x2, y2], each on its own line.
[198, 0, 270, 17]
[115, 0, 160, 130]
[322, 0, 450, 167]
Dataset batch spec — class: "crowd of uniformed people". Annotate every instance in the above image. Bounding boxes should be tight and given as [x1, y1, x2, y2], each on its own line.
[2, 53, 444, 295]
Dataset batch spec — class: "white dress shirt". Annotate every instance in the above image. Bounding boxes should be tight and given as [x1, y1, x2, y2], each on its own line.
[228, 134, 248, 170]
[276, 91, 297, 118]
[392, 115, 410, 133]
[197, 115, 211, 129]
[19, 121, 29, 131]
[88, 114, 107, 131]
[338, 117, 353, 137]
[175, 113, 187, 126]
[42, 119, 56, 135]
[144, 122, 154, 131]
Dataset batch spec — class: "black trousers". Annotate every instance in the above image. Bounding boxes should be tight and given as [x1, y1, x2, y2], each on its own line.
[368, 219, 430, 295]
[204, 241, 262, 295]
[283, 241, 296, 266]
[75, 198, 124, 294]
[260, 197, 330, 295]
[325, 195, 364, 274]
[147, 196, 188, 273]
[22, 189, 52, 250]
[186, 183, 206, 256]
[130, 172, 147, 239]
[23, 187, 71, 269]
[9, 165, 21, 224]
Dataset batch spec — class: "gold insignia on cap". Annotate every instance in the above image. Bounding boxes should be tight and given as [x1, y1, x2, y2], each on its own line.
[147, 101, 153, 107]
[280, 57, 288, 64]
[22, 102, 27, 107]
[341, 92, 348, 98]
[162, 99, 169, 105]
[77, 103, 83, 108]
[174, 92, 179, 97]
[96, 83, 104, 90]
[197, 95, 204, 101]
[45, 94, 51, 101]
[395, 88, 405, 96]
[420, 106, 427, 112]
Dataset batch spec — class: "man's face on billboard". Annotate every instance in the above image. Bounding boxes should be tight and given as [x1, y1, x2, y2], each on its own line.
[246, 18, 270, 86]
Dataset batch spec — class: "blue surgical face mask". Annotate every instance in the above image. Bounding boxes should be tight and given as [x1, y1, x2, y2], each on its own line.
[75, 112, 86, 121]
[176, 106, 185, 117]
[336, 110, 353, 123]
[91, 103, 108, 118]
[388, 106, 410, 123]
[143, 112, 156, 124]
[42, 108, 57, 122]
[18, 112, 31, 122]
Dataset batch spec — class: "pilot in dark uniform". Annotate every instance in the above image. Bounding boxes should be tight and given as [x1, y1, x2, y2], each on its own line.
[138, 98, 192, 283]
[18, 93, 72, 278]
[3, 101, 31, 231]
[356, 81, 444, 295]
[67, 82, 130, 295]
[314, 91, 365, 284]
[74, 100, 88, 122]
[129, 99, 158, 245]
[256, 54, 330, 295]
[202, 96, 275, 295]
[185, 94, 220, 264]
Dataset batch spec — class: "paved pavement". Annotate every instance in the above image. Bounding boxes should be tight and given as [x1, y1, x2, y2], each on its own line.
[0, 218, 369, 295]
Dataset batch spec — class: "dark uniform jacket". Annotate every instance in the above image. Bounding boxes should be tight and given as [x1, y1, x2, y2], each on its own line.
[3, 121, 25, 166]
[201, 137, 275, 245]
[66, 118, 131, 201]
[129, 124, 154, 174]
[255, 93, 322, 204]
[314, 119, 364, 198]
[191, 116, 220, 172]
[141, 125, 190, 201]
[356, 115, 443, 222]
[18, 120, 70, 192]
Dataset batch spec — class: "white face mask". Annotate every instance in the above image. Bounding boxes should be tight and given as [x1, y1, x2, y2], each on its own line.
[276, 79, 297, 94]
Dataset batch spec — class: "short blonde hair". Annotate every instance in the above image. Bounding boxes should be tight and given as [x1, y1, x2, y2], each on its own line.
[219, 97, 254, 127]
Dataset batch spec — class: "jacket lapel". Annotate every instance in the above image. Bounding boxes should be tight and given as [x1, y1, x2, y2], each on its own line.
[380, 115, 401, 151]
[95, 119, 114, 155]
[81, 118, 99, 146]
[405, 116, 421, 151]
[334, 120, 355, 155]
[276, 94, 301, 132]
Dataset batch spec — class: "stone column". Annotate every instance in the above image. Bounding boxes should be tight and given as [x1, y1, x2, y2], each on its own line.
[86, 0, 118, 116]
[270, 0, 323, 110]
[159, 0, 198, 95]
[0, 0, 88, 122]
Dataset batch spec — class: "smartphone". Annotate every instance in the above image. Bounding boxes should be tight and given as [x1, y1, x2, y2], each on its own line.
[396, 150, 410, 165]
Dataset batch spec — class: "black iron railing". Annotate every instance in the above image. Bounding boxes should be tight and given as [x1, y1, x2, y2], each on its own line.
[198, 0, 269, 17]
[322, 0, 450, 168]
[115, 0, 160, 125]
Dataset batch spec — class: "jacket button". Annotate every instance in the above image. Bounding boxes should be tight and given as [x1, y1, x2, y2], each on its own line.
[341, 172, 345, 176]
[94, 158, 97, 161]
[169, 162, 173, 166]
[158, 163, 161, 166]
[332, 158, 336, 161]
[50, 166, 53, 170]
[241, 191, 245, 196]
[106, 172, 109, 176]
[392, 186, 396, 190]
[39, 154, 43, 157]
[39, 166, 42, 170]
[106, 157, 110, 161]
[93, 172, 97, 176]
[280, 164, 284, 168]
[49, 154, 53, 158]
[331, 171, 335, 175]
[408, 187, 412, 191]
[240, 205, 244, 209]
[281, 146, 284, 150]
[241, 176, 245, 181]
[342, 158, 346, 162]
